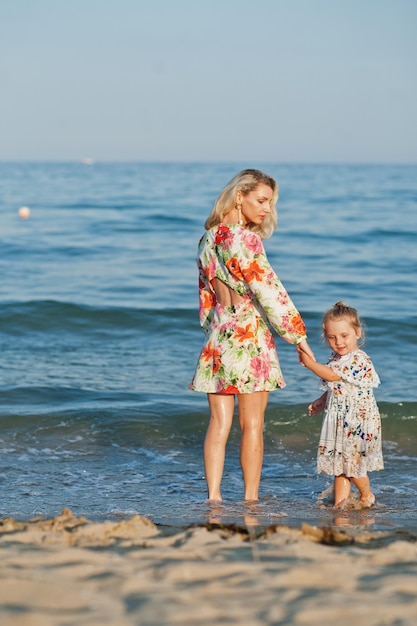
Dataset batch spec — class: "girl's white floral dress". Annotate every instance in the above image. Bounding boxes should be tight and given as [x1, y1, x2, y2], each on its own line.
[190, 224, 307, 394]
[318, 349, 384, 478]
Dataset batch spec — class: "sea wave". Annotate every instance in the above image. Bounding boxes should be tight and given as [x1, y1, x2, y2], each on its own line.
[0, 392, 414, 452]
[0, 300, 416, 405]
[0, 300, 200, 334]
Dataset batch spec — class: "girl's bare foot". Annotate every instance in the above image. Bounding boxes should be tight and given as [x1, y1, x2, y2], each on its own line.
[360, 492, 375, 508]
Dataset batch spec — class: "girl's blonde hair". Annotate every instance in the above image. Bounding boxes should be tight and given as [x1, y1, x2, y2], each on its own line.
[204, 169, 278, 239]
[322, 301, 365, 345]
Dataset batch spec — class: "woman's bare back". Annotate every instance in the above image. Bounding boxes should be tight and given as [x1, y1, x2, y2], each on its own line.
[211, 277, 245, 307]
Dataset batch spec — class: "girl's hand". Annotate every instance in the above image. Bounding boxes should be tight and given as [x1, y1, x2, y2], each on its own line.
[308, 394, 326, 416]
[298, 350, 310, 367]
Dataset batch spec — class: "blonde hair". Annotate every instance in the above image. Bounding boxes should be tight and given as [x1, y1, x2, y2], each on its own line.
[322, 301, 365, 345]
[204, 169, 278, 239]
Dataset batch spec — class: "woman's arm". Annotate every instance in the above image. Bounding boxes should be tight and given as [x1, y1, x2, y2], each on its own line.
[236, 233, 308, 344]
[198, 263, 216, 333]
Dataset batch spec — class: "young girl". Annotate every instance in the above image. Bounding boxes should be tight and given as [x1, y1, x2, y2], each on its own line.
[298, 301, 383, 508]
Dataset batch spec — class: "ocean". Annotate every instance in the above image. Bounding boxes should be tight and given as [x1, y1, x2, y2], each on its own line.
[0, 162, 416, 535]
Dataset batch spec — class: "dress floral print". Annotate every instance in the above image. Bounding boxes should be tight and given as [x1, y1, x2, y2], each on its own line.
[190, 224, 307, 394]
[317, 349, 384, 478]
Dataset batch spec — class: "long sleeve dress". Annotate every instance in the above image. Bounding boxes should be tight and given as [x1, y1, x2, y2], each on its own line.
[317, 349, 384, 478]
[189, 223, 307, 394]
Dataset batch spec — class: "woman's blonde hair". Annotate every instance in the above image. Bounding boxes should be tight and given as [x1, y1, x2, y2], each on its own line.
[204, 169, 278, 239]
[322, 301, 365, 345]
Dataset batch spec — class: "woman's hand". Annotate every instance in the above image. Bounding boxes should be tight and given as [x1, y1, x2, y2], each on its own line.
[296, 339, 315, 364]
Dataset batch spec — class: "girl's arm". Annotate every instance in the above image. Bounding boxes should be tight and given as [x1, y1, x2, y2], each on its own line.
[299, 352, 341, 382]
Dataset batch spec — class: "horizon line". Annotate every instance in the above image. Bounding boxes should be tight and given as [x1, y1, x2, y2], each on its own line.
[0, 159, 416, 166]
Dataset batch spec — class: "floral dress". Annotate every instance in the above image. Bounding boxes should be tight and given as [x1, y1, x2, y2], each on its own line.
[317, 349, 384, 478]
[189, 224, 307, 394]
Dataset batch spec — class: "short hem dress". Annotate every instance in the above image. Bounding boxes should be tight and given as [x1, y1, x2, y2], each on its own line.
[189, 224, 307, 395]
[190, 297, 285, 394]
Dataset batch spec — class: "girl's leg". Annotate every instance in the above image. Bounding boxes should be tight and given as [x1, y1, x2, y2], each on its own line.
[237, 391, 269, 501]
[334, 474, 352, 506]
[204, 393, 235, 501]
[351, 475, 375, 507]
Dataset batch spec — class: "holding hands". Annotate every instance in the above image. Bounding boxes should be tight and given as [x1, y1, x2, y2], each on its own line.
[296, 341, 325, 415]
[296, 339, 315, 364]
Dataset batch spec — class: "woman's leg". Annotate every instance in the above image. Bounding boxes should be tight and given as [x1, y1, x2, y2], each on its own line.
[204, 393, 235, 501]
[237, 391, 269, 501]
[334, 474, 352, 506]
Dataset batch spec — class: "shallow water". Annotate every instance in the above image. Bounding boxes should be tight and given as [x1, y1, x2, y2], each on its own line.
[0, 162, 416, 532]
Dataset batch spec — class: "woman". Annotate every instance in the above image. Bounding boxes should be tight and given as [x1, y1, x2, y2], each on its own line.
[190, 169, 314, 501]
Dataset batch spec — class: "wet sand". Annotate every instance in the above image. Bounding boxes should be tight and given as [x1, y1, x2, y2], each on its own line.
[0, 509, 416, 625]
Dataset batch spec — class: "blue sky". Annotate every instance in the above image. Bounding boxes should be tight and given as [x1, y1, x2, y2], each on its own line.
[1, 0, 416, 162]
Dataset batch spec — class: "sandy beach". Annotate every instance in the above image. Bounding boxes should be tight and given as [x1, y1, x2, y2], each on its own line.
[1, 161, 416, 625]
[0, 509, 416, 625]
